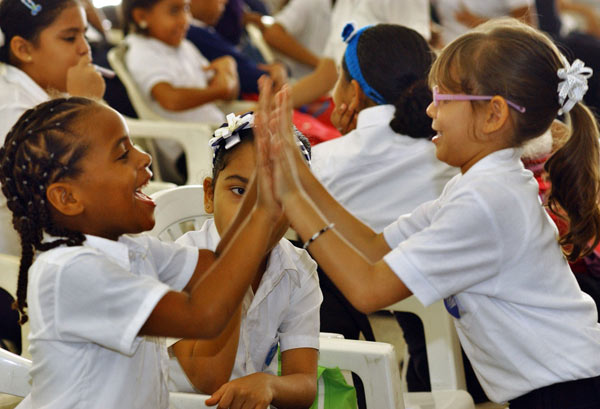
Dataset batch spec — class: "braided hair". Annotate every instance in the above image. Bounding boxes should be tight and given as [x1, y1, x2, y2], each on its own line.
[0, 97, 95, 324]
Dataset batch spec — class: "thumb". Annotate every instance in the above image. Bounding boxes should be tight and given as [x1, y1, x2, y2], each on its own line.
[204, 386, 224, 406]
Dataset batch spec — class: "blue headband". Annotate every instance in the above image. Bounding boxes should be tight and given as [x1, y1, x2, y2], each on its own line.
[342, 23, 386, 105]
[21, 0, 42, 16]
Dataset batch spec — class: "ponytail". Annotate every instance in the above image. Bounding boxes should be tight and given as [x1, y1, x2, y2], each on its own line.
[545, 102, 600, 261]
[389, 78, 435, 139]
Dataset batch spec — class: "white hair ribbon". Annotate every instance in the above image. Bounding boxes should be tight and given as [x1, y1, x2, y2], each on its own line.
[557, 56, 593, 115]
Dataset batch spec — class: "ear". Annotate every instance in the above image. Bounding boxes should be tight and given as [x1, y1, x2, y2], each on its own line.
[482, 96, 511, 134]
[46, 183, 85, 216]
[9, 36, 35, 66]
[131, 7, 148, 27]
[348, 79, 368, 110]
[203, 177, 214, 214]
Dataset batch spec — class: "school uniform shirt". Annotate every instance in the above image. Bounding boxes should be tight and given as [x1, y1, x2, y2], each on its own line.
[382, 148, 600, 402]
[311, 105, 458, 233]
[26, 234, 198, 409]
[432, 0, 533, 45]
[124, 33, 224, 124]
[0, 63, 49, 256]
[322, 0, 431, 65]
[273, 0, 332, 79]
[173, 219, 322, 383]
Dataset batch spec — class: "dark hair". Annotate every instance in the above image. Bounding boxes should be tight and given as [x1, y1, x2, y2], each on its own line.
[0, 0, 80, 64]
[429, 18, 600, 262]
[120, 0, 162, 35]
[0, 97, 96, 323]
[341, 24, 436, 139]
[212, 126, 311, 186]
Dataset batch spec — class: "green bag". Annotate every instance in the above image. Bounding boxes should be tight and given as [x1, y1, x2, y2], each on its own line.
[309, 366, 358, 409]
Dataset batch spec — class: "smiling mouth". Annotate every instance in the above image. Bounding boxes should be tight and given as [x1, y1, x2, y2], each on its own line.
[134, 179, 156, 206]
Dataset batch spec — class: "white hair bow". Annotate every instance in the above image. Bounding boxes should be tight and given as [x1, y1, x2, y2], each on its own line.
[209, 112, 254, 159]
[557, 56, 593, 115]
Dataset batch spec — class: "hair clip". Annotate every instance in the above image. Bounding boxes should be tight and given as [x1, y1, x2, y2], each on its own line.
[20, 0, 42, 16]
[12, 140, 16, 146]
[557, 55, 593, 115]
[39, 185, 44, 190]
[341, 22, 359, 43]
[49, 153, 55, 159]
[209, 112, 255, 162]
[55, 122, 61, 127]
[27, 201, 32, 206]
[42, 171, 48, 178]
[22, 180, 28, 185]
[21, 165, 26, 170]
[40, 199, 45, 205]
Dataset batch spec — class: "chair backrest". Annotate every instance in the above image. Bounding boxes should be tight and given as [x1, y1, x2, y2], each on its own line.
[107, 43, 164, 121]
[388, 296, 466, 391]
[148, 185, 211, 241]
[0, 348, 31, 397]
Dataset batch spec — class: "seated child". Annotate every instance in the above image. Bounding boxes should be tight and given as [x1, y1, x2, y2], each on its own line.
[0, 97, 279, 409]
[121, 0, 239, 122]
[168, 111, 322, 409]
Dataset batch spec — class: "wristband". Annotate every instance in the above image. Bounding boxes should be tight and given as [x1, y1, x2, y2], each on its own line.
[302, 223, 335, 250]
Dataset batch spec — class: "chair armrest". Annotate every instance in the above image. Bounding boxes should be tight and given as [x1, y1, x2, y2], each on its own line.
[0, 349, 31, 397]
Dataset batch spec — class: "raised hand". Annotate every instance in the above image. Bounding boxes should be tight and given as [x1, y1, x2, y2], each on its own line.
[254, 76, 282, 221]
[66, 55, 105, 99]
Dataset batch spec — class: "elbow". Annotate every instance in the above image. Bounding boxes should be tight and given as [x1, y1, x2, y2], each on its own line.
[189, 304, 230, 339]
[156, 95, 186, 112]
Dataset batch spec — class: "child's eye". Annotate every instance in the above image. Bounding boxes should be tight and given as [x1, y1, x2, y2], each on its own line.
[63, 37, 76, 42]
[118, 150, 130, 161]
[231, 187, 245, 196]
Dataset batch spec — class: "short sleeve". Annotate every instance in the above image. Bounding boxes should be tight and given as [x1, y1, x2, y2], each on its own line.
[383, 190, 503, 306]
[142, 235, 199, 291]
[54, 251, 171, 355]
[383, 199, 438, 248]
[505, 0, 533, 9]
[274, 0, 310, 37]
[278, 269, 323, 352]
[126, 48, 174, 98]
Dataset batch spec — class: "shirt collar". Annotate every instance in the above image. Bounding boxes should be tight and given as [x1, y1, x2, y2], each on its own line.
[355, 104, 395, 130]
[82, 234, 147, 271]
[2, 63, 49, 102]
[463, 147, 525, 175]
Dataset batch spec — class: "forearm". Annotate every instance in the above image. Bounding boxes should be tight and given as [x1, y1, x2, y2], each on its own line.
[174, 307, 241, 393]
[264, 24, 320, 67]
[269, 373, 317, 409]
[152, 84, 229, 111]
[290, 58, 337, 108]
[283, 190, 406, 312]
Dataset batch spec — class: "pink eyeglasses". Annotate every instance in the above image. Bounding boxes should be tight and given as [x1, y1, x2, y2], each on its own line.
[433, 86, 526, 113]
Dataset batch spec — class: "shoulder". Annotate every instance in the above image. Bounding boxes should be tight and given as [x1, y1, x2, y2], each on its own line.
[175, 220, 218, 249]
[276, 239, 319, 283]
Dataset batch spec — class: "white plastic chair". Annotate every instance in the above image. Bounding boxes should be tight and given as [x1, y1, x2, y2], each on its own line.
[245, 23, 275, 64]
[387, 296, 467, 391]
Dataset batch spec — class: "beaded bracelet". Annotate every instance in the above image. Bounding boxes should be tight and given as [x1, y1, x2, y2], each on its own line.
[302, 223, 335, 250]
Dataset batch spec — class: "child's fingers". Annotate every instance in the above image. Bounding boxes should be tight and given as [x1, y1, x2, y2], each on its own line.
[205, 385, 225, 406]
[257, 75, 274, 116]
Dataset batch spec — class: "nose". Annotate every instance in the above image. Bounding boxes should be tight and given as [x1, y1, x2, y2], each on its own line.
[78, 36, 91, 56]
[426, 100, 436, 119]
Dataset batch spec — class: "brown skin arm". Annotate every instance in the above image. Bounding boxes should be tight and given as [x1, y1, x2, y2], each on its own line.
[290, 58, 338, 108]
[263, 23, 320, 68]
[172, 306, 242, 393]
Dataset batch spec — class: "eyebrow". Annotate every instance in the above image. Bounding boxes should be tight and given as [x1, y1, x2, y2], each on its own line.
[223, 175, 249, 184]
[58, 26, 87, 35]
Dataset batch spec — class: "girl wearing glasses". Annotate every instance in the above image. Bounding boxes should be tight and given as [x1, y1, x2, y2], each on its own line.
[260, 18, 600, 409]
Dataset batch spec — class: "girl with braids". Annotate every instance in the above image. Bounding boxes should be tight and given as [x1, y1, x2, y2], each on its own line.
[0, 97, 280, 409]
[262, 18, 600, 408]
[0, 0, 105, 255]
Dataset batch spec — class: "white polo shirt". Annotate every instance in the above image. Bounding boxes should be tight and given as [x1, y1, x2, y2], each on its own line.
[0, 63, 49, 256]
[432, 0, 533, 45]
[172, 219, 321, 386]
[323, 0, 431, 64]
[26, 234, 198, 409]
[124, 33, 224, 123]
[383, 148, 600, 402]
[274, 0, 332, 78]
[311, 105, 458, 233]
